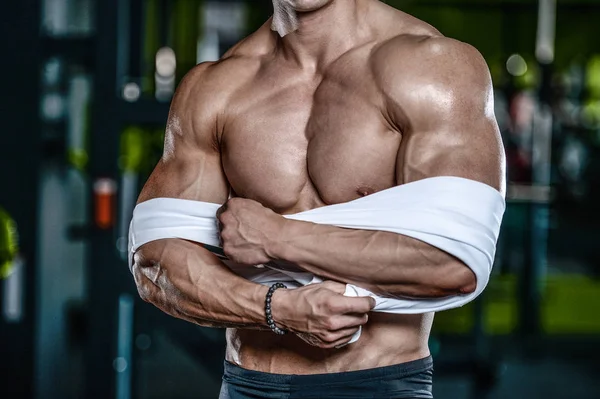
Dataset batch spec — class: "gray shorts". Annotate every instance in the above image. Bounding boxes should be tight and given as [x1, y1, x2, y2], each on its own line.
[219, 356, 434, 399]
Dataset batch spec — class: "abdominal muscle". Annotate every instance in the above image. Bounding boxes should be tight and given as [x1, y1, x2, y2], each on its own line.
[223, 179, 434, 374]
[224, 312, 435, 374]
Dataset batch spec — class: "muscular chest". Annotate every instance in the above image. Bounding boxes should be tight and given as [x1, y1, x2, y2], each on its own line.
[221, 60, 402, 213]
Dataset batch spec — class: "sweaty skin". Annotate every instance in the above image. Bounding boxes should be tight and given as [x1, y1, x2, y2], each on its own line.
[133, 0, 505, 375]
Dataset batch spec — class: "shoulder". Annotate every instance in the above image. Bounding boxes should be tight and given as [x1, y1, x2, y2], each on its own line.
[372, 35, 492, 112]
[177, 22, 273, 97]
[176, 56, 260, 103]
[166, 31, 269, 148]
[377, 35, 486, 67]
[171, 52, 264, 129]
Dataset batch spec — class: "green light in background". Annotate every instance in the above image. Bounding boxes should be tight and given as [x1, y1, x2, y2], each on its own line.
[0, 207, 18, 279]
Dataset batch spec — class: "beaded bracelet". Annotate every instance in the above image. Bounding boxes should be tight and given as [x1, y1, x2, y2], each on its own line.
[265, 282, 287, 335]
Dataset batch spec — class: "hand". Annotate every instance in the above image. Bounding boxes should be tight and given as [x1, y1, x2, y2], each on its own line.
[271, 281, 376, 349]
[216, 197, 286, 265]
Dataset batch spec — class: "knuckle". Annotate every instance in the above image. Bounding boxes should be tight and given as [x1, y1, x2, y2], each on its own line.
[323, 319, 335, 331]
[326, 318, 340, 331]
[220, 230, 230, 241]
[325, 297, 339, 311]
[322, 281, 336, 289]
[322, 280, 343, 292]
[322, 332, 337, 343]
[228, 198, 241, 207]
[219, 213, 230, 224]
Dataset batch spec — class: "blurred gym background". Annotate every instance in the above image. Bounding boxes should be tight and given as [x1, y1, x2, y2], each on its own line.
[1, 0, 599, 398]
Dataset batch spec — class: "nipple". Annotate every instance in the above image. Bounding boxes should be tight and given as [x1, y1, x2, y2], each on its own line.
[357, 186, 376, 197]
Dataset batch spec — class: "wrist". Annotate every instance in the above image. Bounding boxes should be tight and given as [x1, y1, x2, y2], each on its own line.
[250, 284, 271, 325]
[269, 287, 292, 331]
[264, 217, 290, 261]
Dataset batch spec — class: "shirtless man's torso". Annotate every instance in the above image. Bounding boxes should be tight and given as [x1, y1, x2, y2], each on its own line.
[133, 0, 505, 396]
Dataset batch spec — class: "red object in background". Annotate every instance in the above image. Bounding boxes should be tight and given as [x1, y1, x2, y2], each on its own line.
[94, 178, 117, 229]
[506, 91, 537, 183]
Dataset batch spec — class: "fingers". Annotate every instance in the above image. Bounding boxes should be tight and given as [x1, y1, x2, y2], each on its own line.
[330, 314, 369, 330]
[321, 327, 361, 349]
[318, 281, 376, 312]
[298, 327, 361, 349]
[216, 201, 227, 218]
[215, 203, 226, 231]
[329, 336, 358, 349]
[216, 201, 230, 231]
[321, 313, 369, 331]
[311, 314, 367, 349]
[338, 295, 377, 314]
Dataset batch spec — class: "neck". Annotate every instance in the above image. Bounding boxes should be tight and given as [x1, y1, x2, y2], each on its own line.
[272, 0, 365, 71]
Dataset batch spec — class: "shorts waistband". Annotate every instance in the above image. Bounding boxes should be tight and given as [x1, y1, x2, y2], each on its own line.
[223, 356, 433, 386]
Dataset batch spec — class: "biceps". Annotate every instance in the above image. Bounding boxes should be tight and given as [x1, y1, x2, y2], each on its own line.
[396, 117, 505, 191]
[138, 151, 229, 204]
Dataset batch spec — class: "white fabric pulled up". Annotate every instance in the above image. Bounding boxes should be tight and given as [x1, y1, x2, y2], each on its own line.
[129, 177, 505, 342]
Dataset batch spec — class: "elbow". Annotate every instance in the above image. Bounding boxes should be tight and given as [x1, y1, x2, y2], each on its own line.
[132, 264, 153, 304]
[131, 259, 162, 305]
[460, 269, 478, 295]
[131, 245, 171, 306]
[438, 262, 477, 295]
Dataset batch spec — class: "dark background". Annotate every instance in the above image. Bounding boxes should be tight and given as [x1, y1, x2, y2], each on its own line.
[1, 0, 599, 398]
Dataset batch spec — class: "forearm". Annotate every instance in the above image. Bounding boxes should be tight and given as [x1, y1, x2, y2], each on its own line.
[134, 238, 272, 329]
[269, 220, 475, 298]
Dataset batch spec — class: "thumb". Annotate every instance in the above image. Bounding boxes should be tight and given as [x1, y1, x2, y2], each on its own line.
[343, 295, 377, 314]
[367, 296, 377, 310]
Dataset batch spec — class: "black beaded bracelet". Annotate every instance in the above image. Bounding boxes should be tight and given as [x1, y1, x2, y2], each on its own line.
[265, 282, 287, 335]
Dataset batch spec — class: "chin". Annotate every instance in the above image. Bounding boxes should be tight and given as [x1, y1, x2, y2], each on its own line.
[284, 0, 334, 12]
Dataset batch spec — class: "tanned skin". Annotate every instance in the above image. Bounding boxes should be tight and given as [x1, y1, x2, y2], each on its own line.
[133, 0, 505, 375]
